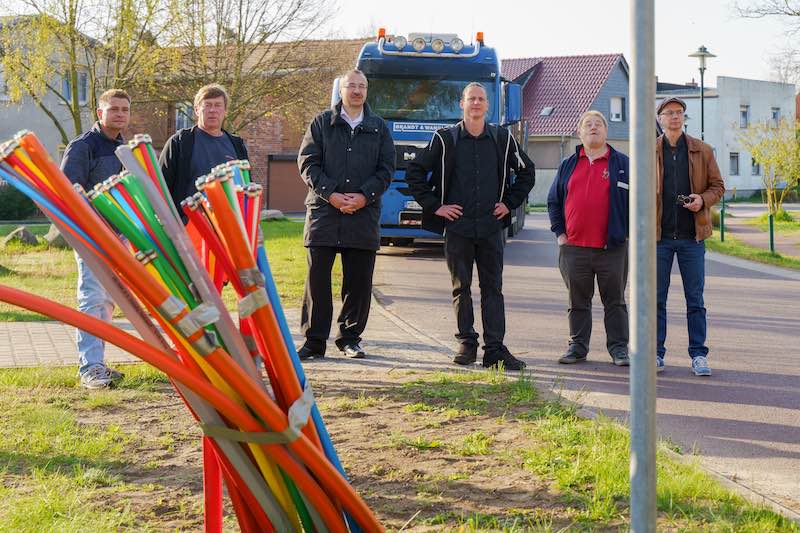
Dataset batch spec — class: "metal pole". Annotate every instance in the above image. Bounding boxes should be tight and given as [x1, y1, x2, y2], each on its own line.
[720, 195, 725, 242]
[700, 67, 705, 140]
[769, 213, 775, 254]
[630, 1, 657, 531]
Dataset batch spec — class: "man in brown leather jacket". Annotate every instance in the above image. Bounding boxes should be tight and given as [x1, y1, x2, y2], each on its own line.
[655, 97, 725, 376]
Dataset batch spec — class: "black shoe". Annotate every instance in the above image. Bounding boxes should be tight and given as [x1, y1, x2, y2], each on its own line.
[298, 346, 324, 360]
[558, 351, 587, 364]
[611, 352, 630, 367]
[483, 348, 526, 371]
[341, 343, 366, 359]
[453, 343, 478, 365]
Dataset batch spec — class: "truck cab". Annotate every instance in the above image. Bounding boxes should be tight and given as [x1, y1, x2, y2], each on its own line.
[331, 30, 526, 246]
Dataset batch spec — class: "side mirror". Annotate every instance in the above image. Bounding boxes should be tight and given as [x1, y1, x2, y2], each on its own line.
[330, 78, 342, 108]
[503, 83, 522, 126]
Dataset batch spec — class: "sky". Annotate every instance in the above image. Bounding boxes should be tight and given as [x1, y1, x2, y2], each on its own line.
[324, 0, 796, 87]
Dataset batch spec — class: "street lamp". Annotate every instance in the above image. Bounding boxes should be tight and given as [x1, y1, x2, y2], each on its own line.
[688, 45, 716, 141]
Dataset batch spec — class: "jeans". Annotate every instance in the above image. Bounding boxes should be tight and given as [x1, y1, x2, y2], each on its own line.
[75, 253, 115, 375]
[656, 239, 708, 360]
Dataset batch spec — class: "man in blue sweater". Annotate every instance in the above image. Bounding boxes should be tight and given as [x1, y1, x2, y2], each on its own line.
[61, 89, 131, 388]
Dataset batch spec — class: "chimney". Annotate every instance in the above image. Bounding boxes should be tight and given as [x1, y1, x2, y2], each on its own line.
[686, 78, 698, 88]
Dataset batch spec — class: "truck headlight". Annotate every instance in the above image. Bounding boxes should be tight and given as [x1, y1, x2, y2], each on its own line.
[431, 38, 445, 53]
[412, 37, 426, 52]
[393, 35, 407, 50]
[450, 37, 464, 52]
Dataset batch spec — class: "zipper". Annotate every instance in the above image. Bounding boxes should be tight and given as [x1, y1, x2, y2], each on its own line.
[672, 151, 678, 239]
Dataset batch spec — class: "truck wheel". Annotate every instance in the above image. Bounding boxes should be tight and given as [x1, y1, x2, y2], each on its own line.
[390, 238, 414, 247]
[380, 237, 390, 247]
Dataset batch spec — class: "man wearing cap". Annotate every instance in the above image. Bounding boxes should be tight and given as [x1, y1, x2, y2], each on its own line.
[655, 97, 725, 376]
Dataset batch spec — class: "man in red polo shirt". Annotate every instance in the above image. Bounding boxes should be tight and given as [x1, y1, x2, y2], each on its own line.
[547, 110, 630, 366]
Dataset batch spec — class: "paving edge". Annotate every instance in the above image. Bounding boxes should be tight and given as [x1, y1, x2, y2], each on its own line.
[707, 250, 800, 281]
[370, 287, 800, 525]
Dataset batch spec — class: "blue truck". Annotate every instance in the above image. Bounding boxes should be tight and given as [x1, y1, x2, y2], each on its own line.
[331, 29, 527, 246]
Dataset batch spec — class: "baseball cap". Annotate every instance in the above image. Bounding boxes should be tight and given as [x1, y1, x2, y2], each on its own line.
[657, 97, 687, 115]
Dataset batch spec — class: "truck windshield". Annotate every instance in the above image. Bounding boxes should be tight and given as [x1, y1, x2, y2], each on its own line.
[367, 78, 496, 121]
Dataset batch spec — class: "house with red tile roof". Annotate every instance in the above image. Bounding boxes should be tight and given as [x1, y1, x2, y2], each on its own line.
[502, 54, 630, 203]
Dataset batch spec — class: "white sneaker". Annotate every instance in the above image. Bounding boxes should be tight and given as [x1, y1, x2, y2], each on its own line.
[691, 356, 712, 377]
[80, 366, 113, 389]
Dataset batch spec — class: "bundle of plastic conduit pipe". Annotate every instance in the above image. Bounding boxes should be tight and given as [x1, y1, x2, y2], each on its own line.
[0, 131, 381, 533]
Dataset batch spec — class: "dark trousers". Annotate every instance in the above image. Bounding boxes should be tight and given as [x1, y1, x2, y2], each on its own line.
[301, 246, 376, 354]
[558, 243, 629, 357]
[656, 239, 708, 360]
[444, 229, 506, 353]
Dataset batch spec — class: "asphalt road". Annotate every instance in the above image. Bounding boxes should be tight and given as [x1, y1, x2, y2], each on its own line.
[372, 212, 800, 514]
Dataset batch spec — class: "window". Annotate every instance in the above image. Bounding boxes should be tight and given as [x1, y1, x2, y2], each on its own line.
[61, 72, 88, 105]
[771, 107, 781, 127]
[175, 102, 194, 131]
[751, 158, 760, 176]
[366, 77, 497, 121]
[739, 105, 749, 128]
[729, 152, 740, 176]
[610, 96, 626, 122]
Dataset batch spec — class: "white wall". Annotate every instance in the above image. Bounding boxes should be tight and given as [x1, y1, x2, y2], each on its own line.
[0, 89, 93, 161]
[717, 76, 796, 192]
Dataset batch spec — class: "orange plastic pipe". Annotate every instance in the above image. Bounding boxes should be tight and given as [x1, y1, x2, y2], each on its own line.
[0, 284, 361, 532]
[16, 135, 178, 315]
[203, 182, 318, 438]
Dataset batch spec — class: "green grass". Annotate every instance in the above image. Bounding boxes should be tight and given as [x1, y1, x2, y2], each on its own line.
[706, 233, 800, 269]
[320, 390, 381, 412]
[389, 432, 444, 450]
[0, 363, 191, 532]
[401, 371, 799, 531]
[0, 222, 50, 238]
[451, 430, 493, 456]
[0, 218, 332, 321]
[745, 210, 800, 233]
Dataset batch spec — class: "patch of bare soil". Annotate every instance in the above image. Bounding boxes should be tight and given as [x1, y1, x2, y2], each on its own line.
[66, 369, 577, 531]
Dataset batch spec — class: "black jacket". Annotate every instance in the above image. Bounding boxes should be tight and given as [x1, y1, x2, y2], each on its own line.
[297, 102, 394, 251]
[547, 144, 630, 249]
[158, 126, 248, 213]
[405, 122, 535, 235]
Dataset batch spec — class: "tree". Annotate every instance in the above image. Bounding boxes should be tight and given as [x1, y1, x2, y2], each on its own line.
[0, 0, 172, 146]
[736, 1, 800, 85]
[153, 0, 351, 134]
[738, 118, 800, 215]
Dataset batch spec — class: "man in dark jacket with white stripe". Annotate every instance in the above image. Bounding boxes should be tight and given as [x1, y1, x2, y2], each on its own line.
[407, 82, 535, 371]
[548, 110, 630, 366]
[296, 69, 395, 360]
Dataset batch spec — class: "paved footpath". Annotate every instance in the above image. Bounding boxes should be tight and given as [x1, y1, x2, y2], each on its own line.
[724, 203, 800, 257]
[0, 303, 454, 371]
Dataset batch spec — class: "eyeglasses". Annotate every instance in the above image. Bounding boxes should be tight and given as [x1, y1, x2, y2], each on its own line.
[343, 83, 367, 90]
[200, 102, 225, 110]
[660, 109, 684, 117]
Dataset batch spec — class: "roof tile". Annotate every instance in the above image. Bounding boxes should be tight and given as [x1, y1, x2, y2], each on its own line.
[502, 54, 624, 136]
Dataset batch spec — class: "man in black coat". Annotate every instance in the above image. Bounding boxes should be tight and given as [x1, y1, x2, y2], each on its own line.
[296, 69, 395, 359]
[406, 82, 535, 370]
[159, 84, 248, 215]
